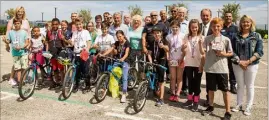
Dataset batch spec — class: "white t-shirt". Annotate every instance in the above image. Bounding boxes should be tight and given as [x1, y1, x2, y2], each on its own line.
[94, 34, 115, 52]
[31, 36, 44, 53]
[166, 33, 185, 60]
[183, 35, 205, 67]
[71, 30, 91, 53]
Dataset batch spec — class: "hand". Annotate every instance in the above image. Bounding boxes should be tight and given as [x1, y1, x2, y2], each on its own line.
[2, 36, 6, 42]
[158, 42, 164, 48]
[181, 43, 187, 52]
[15, 46, 21, 51]
[178, 59, 183, 66]
[143, 48, 148, 54]
[215, 50, 226, 57]
[198, 65, 203, 73]
[5, 44, 10, 52]
[198, 37, 203, 44]
[119, 58, 124, 62]
[239, 61, 248, 70]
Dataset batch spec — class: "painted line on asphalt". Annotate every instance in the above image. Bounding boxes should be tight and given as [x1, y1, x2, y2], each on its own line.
[260, 61, 268, 66]
[105, 112, 151, 120]
[0, 95, 13, 100]
[1, 91, 33, 100]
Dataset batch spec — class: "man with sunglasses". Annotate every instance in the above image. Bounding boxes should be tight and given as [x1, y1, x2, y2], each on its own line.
[142, 11, 168, 59]
[107, 14, 114, 28]
[168, 6, 178, 23]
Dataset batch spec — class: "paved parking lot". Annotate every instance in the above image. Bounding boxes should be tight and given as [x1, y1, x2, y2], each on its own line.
[0, 41, 268, 120]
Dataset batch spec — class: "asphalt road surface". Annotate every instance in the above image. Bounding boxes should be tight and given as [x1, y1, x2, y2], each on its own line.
[1, 40, 268, 120]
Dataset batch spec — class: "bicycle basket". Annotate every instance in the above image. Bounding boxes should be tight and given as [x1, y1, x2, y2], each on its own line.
[57, 57, 72, 65]
[42, 52, 53, 59]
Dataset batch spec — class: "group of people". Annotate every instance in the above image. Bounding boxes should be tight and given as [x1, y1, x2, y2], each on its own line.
[2, 6, 264, 120]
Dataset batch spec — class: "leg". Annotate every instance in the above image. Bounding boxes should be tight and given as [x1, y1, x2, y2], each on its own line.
[169, 66, 176, 95]
[185, 67, 194, 95]
[122, 62, 129, 94]
[222, 91, 231, 113]
[175, 66, 184, 96]
[244, 64, 258, 108]
[228, 59, 237, 94]
[232, 64, 244, 106]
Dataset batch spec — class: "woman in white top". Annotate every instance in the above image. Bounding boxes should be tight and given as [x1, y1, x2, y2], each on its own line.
[166, 20, 185, 102]
[182, 19, 205, 112]
[3, 6, 31, 86]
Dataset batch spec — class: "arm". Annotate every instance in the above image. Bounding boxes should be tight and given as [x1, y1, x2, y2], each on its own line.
[142, 32, 148, 54]
[87, 40, 91, 51]
[102, 46, 114, 56]
[120, 47, 130, 61]
[248, 38, 264, 64]
[25, 20, 31, 39]
[5, 19, 13, 37]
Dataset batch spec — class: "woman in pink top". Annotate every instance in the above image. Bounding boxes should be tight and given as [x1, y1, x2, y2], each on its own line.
[3, 6, 31, 86]
[182, 19, 205, 112]
[166, 20, 185, 102]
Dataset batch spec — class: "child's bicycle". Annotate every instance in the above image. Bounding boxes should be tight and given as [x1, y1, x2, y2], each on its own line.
[94, 56, 138, 103]
[133, 60, 167, 113]
[18, 51, 53, 100]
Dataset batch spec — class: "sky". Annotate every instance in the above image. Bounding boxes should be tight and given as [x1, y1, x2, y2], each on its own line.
[0, 1, 268, 24]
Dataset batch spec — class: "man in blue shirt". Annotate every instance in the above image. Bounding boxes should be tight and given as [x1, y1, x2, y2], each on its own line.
[221, 11, 239, 94]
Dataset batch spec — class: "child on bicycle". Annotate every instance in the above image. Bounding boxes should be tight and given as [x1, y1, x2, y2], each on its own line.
[29, 26, 46, 87]
[147, 26, 169, 107]
[101, 30, 131, 103]
[182, 19, 205, 111]
[71, 18, 92, 91]
[6, 18, 29, 86]
[45, 18, 64, 88]
[166, 20, 185, 102]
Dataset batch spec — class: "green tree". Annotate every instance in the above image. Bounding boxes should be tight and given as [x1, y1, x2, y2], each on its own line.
[78, 9, 92, 24]
[5, 8, 15, 19]
[128, 4, 143, 17]
[168, 2, 189, 20]
[221, 2, 241, 23]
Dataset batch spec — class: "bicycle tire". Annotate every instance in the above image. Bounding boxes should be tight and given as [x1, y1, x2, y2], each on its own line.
[127, 67, 138, 89]
[133, 80, 148, 113]
[94, 73, 109, 102]
[62, 66, 75, 99]
[89, 62, 99, 84]
[18, 66, 37, 100]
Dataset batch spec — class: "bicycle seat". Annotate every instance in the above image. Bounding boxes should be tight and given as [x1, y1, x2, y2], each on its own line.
[42, 52, 53, 59]
[57, 57, 71, 65]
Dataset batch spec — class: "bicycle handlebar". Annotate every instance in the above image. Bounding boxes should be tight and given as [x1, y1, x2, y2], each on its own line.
[135, 60, 167, 71]
[98, 55, 122, 63]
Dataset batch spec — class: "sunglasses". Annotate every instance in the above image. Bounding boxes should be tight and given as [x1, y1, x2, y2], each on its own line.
[171, 10, 177, 13]
[151, 15, 158, 17]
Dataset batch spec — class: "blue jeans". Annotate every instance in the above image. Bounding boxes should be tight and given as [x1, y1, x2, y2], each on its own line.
[121, 62, 129, 93]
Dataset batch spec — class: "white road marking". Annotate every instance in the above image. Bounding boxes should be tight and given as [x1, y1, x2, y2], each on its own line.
[149, 114, 162, 118]
[0, 95, 13, 100]
[168, 116, 183, 120]
[96, 104, 110, 109]
[105, 112, 151, 120]
[260, 61, 268, 66]
[111, 107, 124, 112]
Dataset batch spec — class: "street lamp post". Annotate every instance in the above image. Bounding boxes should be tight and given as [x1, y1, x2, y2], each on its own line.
[41, 12, 44, 22]
[54, 7, 57, 18]
[165, 5, 169, 18]
[120, 11, 124, 21]
[217, 9, 222, 18]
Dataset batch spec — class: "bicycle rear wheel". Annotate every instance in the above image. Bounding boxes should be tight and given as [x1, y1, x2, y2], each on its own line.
[127, 67, 138, 89]
[94, 73, 109, 102]
[89, 62, 100, 84]
[18, 67, 37, 100]
[133, 80, 148, 113]
[62, 66, 75, 99]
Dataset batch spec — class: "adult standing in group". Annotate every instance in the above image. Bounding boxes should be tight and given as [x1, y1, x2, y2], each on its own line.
[95, 15, 103, 35]
[124, 14, 131, 27]
[200, 8, 213, 106]
[159, 10, 169, 30]
[108, 12, 129, 41]
[231, 15, 263, 116]
[3, 6, 31, 86]
[142, 11, 168, 56]
[68, 12, 78, 33]
[128, 15, 144, 78]
[86, 21, 98, 55]
[221, 11, 239, 94]
[143, 16, 151, 26]
[102, 12, 110, 24]
[168, 6, 179, 23]
[107, 14, 114, 28]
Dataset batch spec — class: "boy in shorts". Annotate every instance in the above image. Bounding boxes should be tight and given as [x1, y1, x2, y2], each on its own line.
[201, 17, 233, 120]
[6, 19, 29, 86]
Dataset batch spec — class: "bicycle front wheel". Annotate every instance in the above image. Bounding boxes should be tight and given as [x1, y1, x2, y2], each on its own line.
[18, 66, 37, 100]
[94, 73, 109, 103]
[127, 67, 138, 89]
[133, 80, 148, 113]
[62, 66, 76, 99]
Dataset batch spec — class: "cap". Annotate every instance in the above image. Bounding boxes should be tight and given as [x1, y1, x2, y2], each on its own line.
[152, 26, 162, 32]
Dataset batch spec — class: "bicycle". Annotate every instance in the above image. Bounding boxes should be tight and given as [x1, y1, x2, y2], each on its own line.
[18, 51, 53, 100]
[133, 60, 167, 113]
[94, 56, 138, 103]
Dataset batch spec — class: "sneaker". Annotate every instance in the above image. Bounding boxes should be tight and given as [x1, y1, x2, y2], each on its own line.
[155, 99, 164, 107]
[169, 95, 175, 101]
[120, 94, 126, 103]
[10, 79, 17, 86]
[231, 105, 242, 112]
[244, 106, 251, 116]
[202, 106, 214, 116]
[192, 102, 199, 112]
[183, 100, 193, 107]
[181, 89, 188, 96]
[173, 95, 179, 102]
[223, 112, 232, 120]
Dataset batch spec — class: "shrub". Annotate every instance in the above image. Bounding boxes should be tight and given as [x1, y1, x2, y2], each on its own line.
[0, 26, 7, 35]
[256, 29, 268, 39]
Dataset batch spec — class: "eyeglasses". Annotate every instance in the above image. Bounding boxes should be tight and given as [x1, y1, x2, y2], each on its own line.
[150, 15, 158, 17]
[108, 17, 112, 19]
[171, 10, 177, 13]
